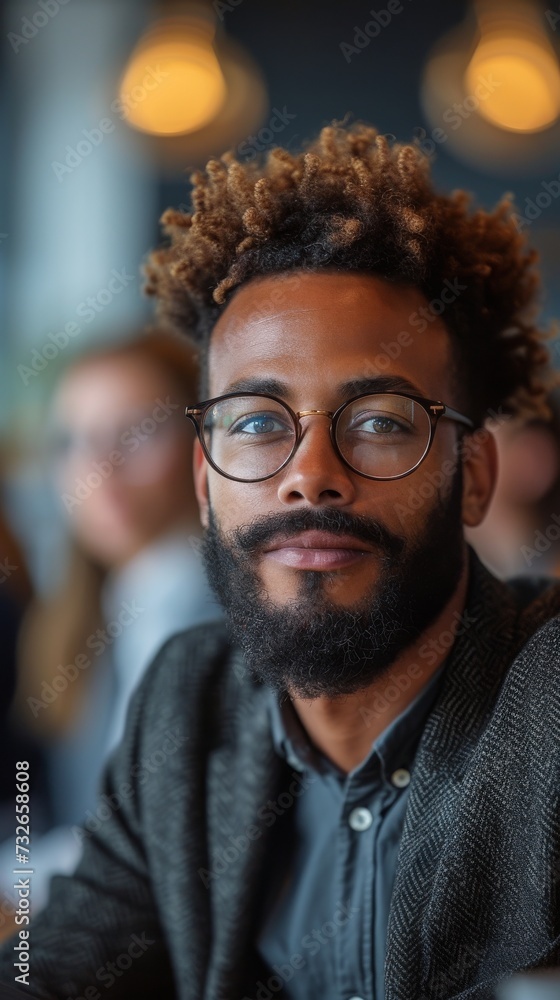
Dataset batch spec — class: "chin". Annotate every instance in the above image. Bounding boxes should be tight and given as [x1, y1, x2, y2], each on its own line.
[260, 567, 375, 613]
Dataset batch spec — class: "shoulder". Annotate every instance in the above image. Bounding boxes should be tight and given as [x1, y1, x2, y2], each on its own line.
[515, 577, 560, 652]
[142, 617, 232, 676]
[138, 617, 238, 703]
[498, 587, 560, 718]
[517, 608, 560, 663]
[121, 619, 257, 755]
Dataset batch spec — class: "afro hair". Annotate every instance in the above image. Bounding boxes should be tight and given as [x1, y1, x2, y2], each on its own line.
[145, 120, 556, 425]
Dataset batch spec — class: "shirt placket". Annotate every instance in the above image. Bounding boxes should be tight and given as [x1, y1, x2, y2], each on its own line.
[334, 758, 395, 1000]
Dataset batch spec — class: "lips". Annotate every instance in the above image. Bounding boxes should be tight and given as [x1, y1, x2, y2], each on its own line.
[262, 530, 374, 569]
[263, 530, 372, 552]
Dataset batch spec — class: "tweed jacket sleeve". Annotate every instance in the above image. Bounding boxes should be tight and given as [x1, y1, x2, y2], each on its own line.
[0, 621, 238, 1000]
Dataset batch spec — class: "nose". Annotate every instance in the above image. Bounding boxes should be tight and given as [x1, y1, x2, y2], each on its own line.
[276, 413, 358, 507]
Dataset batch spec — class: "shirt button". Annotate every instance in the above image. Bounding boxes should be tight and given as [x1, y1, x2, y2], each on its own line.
[391, 767, 411, 788]
[348, 807, 373, 831]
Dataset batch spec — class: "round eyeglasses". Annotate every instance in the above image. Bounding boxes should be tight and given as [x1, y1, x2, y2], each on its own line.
[186, 391, 475, 483]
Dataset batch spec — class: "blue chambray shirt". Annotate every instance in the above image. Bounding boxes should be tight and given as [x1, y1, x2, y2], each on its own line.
[256, 659, 448, 1000]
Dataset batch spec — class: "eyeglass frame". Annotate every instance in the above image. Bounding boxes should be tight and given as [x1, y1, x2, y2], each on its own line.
[185, 390, 476, 484]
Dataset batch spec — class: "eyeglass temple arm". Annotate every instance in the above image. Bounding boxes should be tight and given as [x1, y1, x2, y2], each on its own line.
[185, 407, 204, 429]
[433, 404, 474, 430]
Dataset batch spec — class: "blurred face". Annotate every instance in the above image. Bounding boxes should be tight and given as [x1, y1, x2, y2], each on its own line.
[194, 271, 487, 698]
[52, 353, 197, 567]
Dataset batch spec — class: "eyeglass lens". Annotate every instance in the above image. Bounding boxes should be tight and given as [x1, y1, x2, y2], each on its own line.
[202, 394, 432, 481]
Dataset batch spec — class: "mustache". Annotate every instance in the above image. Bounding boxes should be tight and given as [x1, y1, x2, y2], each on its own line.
[229, 507, 405, 559]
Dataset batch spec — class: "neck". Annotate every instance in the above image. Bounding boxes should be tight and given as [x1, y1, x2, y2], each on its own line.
[289, 551, 471, 774]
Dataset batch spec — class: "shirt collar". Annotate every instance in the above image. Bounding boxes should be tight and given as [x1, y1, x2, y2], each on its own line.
[267, 656, 448, 785]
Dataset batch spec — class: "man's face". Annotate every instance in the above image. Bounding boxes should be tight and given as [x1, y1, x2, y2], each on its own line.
[195, 271, 470, 697]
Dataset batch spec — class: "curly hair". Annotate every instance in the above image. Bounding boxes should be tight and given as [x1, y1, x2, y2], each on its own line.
[144, 121, 556, 425]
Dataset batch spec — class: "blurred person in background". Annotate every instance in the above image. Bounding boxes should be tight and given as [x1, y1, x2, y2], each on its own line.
[2, 330, 222, 912]
[467, 390, 560, 581]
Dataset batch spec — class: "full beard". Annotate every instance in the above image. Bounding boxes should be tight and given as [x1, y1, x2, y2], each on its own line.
[201, 466, 465, 699]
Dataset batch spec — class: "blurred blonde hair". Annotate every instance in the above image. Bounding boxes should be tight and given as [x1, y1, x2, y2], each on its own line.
[13, 329, 200, 739]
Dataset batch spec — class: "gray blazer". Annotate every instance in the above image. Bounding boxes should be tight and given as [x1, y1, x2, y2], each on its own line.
[1, 548, 560, 1000]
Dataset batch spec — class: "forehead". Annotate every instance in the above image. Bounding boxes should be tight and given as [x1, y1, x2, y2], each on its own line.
[208, 271, 455, 403]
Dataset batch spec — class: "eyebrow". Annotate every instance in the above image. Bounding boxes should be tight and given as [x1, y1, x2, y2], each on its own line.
[224, 376, 288, 396]
[221, 374, 427, 400]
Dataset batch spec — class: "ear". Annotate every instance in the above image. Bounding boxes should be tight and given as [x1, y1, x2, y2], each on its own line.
[193, 438, 209, 529]
[461, 425, 498, 528]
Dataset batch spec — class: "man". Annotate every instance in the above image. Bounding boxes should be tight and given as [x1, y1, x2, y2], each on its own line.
[2, 122, 560, 1000]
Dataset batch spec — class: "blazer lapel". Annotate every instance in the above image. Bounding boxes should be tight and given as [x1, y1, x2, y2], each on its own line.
[385, 551, 522, 1000]
[204, 655, 288, 1000]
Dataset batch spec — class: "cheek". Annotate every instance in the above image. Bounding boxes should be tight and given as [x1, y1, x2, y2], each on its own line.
[388, 437, 462, 530]
[206, 473, 271, 530]
[423, 425, 462, 493]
